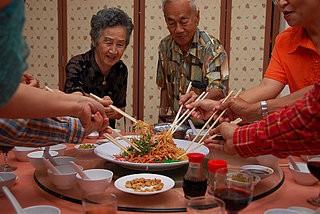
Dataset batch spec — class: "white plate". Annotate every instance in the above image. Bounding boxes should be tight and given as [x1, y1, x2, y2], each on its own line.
[94, 138, 209, 171]
[288, 207, 315, 214]
[114, 173, 175, 195]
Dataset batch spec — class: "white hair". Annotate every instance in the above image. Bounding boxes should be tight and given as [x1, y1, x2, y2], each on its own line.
[162, 0, 197, 13]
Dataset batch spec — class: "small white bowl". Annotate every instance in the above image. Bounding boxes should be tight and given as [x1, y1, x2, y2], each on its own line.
[288, 206, 315, 214]
[87, 131, 99, 139]
[13, 146, 39, 162]
[264, 208, 299, 214]
[41, 144, 67, 156]
[27, 151, 59, 171]
[76, 169, 113, 194]
[23, 205, 61, 214]
[48, 165, 82, 190]
[240, 165, 274, 179]
[289, 162, 318, 186]
[0, 172, 17, 196]
[74, 143, 97, 154]
[53, 156, 77, 166]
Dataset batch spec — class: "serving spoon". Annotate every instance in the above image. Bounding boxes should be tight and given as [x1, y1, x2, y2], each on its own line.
[2, 186, 27, 214]
[69, 161, 90, 179]
[42, 158, 62, 175]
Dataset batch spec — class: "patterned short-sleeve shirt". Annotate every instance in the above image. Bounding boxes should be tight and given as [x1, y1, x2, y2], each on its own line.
[156, 27, 229, 111]
[64, 48, 128, 128]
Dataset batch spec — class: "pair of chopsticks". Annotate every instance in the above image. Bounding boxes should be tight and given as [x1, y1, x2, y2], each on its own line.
[177, 89, 242, 159]
[170, 91, 209, 134]
[89, 93, 137, 124]
[207, 117, 243, 140]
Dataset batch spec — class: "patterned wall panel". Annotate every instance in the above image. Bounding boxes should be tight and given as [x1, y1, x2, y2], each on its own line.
[67, 0, 134, 129]
[143, 0, 221, 125]
[23, 0, 59, 88]
[229, 1, 267, 92]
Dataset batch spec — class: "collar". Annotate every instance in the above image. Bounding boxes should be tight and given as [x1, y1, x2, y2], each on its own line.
[288, 27, 318, 54]
[171, 27, 200, 59]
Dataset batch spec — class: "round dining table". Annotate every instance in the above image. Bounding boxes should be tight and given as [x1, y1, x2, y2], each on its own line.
[0, 135, 318, 214]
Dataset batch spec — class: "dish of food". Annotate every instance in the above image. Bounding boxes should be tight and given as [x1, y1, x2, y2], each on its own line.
[228, 172, 261, 186]
[94, 138, 208, 171]
[114, 173, 175, 195]
[74, 143, 97, 154]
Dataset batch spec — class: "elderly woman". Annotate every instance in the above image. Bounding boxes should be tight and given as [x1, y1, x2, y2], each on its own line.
[64, 8, 134, 128]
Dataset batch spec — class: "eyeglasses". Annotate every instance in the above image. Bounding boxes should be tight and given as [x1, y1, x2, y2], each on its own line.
[273, 0, 279, 5]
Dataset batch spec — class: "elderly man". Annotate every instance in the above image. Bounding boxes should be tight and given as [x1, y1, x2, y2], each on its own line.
[156, 0, 229, 123]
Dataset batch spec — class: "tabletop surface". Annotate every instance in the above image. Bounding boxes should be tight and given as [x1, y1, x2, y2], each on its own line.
[0, 137, 319, 214]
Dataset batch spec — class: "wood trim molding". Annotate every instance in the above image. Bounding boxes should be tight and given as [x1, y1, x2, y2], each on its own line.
[58, 0, 67, 90]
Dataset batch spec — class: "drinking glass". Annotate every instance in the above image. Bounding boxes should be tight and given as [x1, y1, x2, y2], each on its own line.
[213, 167, 253, 214]
[0, 146, 17, 172]
[82, 191, 117, 214]
[158, 107, 175, 123]
[307, 156, 320, 206]
[186, 196, 226, 214]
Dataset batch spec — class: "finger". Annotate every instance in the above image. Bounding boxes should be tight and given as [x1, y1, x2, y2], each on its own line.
[210, 143, 225, 152]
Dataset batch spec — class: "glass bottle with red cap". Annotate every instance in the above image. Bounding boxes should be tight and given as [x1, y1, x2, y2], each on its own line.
[182, 153, 207, 199]
[207, 159, 227, 195]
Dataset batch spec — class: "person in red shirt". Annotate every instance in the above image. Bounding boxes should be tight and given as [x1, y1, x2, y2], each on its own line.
[187, 79, 320, 158]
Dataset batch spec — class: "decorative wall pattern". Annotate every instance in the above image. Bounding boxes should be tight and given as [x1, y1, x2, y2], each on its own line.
[143, 0, 222, 125]
[67, 0, 134, 129]
[228, 1, 267, 92]
[23, 0, 59, 88]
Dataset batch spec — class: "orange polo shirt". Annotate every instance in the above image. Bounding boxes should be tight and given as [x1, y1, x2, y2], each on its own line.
[264, 27, 320, 93]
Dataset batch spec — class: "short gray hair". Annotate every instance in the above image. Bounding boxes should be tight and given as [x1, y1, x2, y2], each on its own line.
[90, 8, 134, 47]
[162, 0, 197, 13]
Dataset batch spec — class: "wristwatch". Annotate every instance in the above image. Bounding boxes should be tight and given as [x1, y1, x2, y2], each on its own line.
[260, 101, 269, 118]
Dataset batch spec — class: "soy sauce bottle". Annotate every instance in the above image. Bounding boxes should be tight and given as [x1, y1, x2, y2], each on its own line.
[183, 153, 207, 199]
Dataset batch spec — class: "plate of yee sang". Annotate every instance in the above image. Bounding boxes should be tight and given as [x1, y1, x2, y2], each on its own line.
[94, 136, 209, 171]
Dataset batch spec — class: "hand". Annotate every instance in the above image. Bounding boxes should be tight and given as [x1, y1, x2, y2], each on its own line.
[75, 96, 109, 132]
[83, 111, 109, 135]
[204, 122, 239, 155]
[21, 74, 40, 88]
[186, 99, 219, 120]
[100, 96, 123, 119]
[215, 97, 260, 123]
[179, 91, 198, 106]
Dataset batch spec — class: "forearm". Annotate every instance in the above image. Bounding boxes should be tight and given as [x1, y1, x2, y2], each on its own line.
[0, 84, 83, 119]
[0, 117, 85, 147]
[266, 85, 313, 114]
[239, 78, 285, 103]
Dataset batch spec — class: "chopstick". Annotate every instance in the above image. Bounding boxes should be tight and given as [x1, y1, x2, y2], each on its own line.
[108, 126, 141, 152]
[90, 93, 137, 124]
[171, 92, 209, 134]
[183, 90, 235, 152]
[45, 86, 54, 92]
[103, 133, 128, 153]
[172, 82, 193, 126]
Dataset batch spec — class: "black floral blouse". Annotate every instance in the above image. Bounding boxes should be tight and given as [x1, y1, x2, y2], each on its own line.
[64, 48, 128, 128]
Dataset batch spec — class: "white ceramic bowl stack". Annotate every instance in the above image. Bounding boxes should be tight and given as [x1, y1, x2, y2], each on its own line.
[289, 162, 318, 186]
[13, 147, 39, 162]
[47, 165, 82, 190]
[0, 172, 17, 196]
[27, 151, 59, 171]
[76, 169, 113, 194]
[42, 144, 67, 156]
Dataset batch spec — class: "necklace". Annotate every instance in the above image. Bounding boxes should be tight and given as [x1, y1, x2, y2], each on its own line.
[102, 76, 107, 85]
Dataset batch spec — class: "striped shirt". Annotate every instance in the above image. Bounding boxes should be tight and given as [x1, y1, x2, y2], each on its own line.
[156, 27, 229, 112]
[0, 117, 85, 147]
[234, 80, 320, 158]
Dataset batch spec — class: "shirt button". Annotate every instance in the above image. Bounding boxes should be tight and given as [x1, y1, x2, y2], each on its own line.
[73, 137, 78, 142]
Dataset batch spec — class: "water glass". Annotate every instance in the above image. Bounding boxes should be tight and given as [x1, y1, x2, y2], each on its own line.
[82, 192, 117, 214]
[186, 196, 226, 214]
